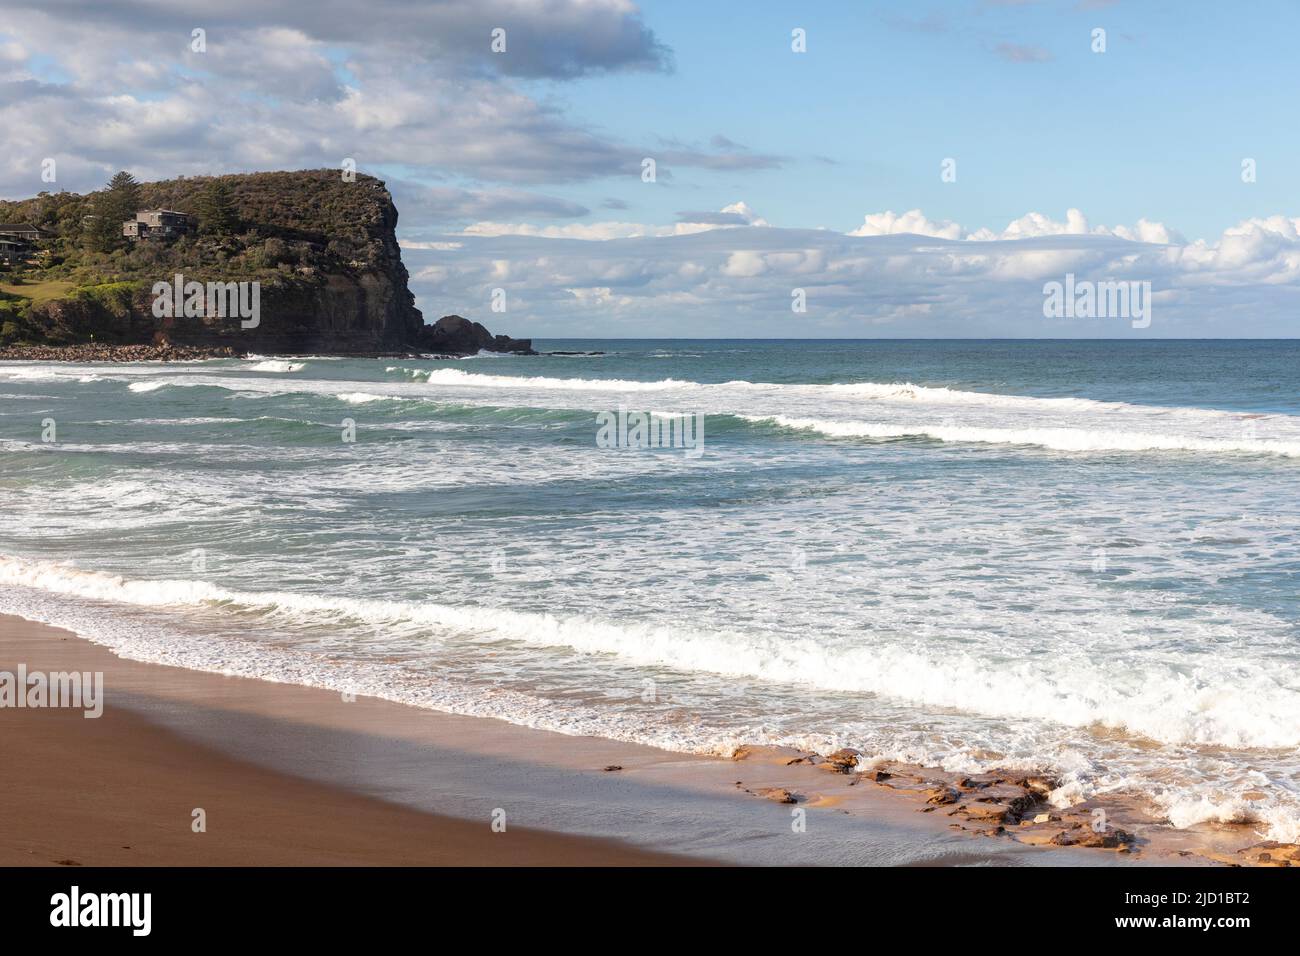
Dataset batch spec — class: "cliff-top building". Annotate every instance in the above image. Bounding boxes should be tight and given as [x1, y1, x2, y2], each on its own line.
[0, 223, 49, 265]
[0, 223, 49, 241]
[123, 210, 194, 241]
[0, 238, 27, 265]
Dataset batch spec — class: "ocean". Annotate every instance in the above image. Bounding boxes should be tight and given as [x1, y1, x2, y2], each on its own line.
[2, 339, 1298, 841]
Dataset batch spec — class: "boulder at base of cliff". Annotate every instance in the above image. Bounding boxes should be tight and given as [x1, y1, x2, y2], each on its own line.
[419, 314, 534, 355]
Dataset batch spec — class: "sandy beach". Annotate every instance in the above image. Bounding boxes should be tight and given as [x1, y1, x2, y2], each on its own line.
[8, 610, 1292, 867]
[0, 613, 698, 866]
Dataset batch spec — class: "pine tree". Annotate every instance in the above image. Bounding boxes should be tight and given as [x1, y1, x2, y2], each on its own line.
[107, 171, 141, 214]
[196, 180, 238, 236]
[86, 171, 142, 251]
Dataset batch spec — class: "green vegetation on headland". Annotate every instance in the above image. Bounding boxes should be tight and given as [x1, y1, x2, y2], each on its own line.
[0, 169, 429, 353]
[0, 278, 76, 304]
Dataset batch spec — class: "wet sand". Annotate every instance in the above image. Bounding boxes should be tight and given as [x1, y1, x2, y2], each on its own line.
[0, 614, 697, 866]
[3, 611, 1284, 867]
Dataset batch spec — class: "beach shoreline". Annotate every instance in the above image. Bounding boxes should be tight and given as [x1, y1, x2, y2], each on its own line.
[0, 613, 703, 866]
[4, 610, 1289, 867]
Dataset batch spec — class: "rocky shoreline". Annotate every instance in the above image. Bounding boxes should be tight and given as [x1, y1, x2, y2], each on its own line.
[0, 314, 534, 363]
[730, 744, 1300, 866]
[0, 343, 240, 362]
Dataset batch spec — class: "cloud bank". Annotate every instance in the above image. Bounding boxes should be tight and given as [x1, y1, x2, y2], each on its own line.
[0, 0, 776, 196]
[405, 207, 1300, 337]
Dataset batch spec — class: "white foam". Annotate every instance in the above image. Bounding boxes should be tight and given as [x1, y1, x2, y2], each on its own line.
[405, 367, 699, 391]
[742, 414, 1300, 458]
[245, 360, 305, 373]
[827, 380, 1134, 411]
[40, 365, 1282, 464]
[0, 367, 105, 383]
[1159, 793, 1300, 843]
[2, 553, 1297, 752]
[394, 367, 1237, 416]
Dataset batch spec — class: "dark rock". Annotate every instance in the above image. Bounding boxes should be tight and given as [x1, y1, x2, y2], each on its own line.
[925, 786, 961, 806]
[414, 314, 534, 355]
[819, 748, 861, 773]
[1005, 793, 1043, 821]
[963, 802, 1012, 823]
[1016, 775, 1060, 795]
[1048, 823, 1135, 849]
[1244, 841, 1300, 866]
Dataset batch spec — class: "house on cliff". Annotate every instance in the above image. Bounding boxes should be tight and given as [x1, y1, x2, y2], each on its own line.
[123, 210, 194, 241]
[0, 239, 26, 265]
[0, 223, 50, 265]
[0, 223, 49, 242]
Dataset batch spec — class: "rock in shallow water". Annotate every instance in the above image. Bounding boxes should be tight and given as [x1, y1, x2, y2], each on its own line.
[415, 314, 534, 355]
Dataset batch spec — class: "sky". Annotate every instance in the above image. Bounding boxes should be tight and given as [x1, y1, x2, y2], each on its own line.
[2, 0, 1299, 337]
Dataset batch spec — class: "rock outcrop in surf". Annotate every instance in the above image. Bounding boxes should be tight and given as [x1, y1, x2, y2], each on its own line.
[415, 314, 534, 356]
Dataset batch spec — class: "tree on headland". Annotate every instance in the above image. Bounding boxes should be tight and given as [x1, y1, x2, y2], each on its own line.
[86, 171, 142, 251]
[106, 171, 141, 210]
[196, 180, 239, 236]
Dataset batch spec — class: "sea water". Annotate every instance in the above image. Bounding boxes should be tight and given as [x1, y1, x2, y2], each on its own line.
[1, 339, 1298, 840]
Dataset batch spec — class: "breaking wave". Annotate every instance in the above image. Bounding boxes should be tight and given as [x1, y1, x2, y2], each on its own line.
[742, 414, 1300, 458]
[3, 553, 1298, 753]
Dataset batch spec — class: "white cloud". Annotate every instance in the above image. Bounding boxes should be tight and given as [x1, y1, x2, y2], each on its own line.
[1112, 219, 1176, 244]
[998, 208, 1092, 239]
[405, 208, 1300, 337]
[720, 251, 767, 277]
[850, 209, 963, 240]
[717, 201, 770, 226]
[0, 2, 776, 197]
[849, 208, 1182, 245]
[0, 41, 28, 70]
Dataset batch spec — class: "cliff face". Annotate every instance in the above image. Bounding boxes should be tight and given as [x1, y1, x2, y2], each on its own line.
[3, 170, 436, 353]
[181, 173, 426, 352]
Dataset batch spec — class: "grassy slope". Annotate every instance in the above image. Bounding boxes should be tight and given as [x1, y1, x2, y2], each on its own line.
[0, 279, 76, 304]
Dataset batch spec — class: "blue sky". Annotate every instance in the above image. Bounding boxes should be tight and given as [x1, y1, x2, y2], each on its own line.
[2, 0, 1299, 336]
[492, 0, 1300, 241]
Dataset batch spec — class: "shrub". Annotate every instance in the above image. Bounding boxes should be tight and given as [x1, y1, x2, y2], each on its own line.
[262, 237, 290, 265]
[71, 281, 139, 318]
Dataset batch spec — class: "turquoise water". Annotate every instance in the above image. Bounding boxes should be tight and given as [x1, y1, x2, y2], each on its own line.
[2, 340, 1298, 839]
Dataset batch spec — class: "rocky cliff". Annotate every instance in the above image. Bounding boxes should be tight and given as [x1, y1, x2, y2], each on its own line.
[0, 170, 528, 355]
